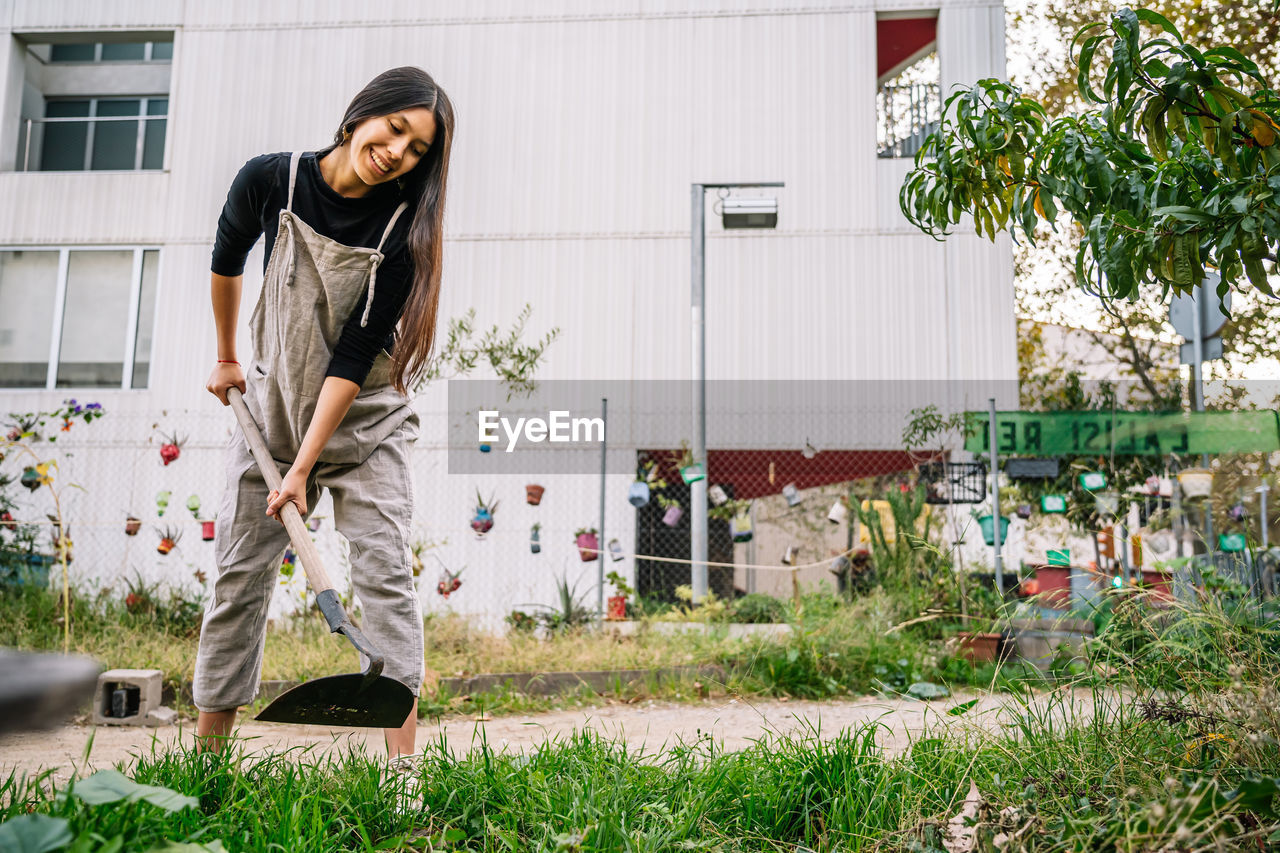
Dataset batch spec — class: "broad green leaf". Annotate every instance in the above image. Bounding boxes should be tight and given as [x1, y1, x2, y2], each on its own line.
[145, 843, 228, 853]
[948, 699, 980, 716]
[907, 681, 950, 700]
[72, 770, 197, 813]
[0, 814, 73, 853]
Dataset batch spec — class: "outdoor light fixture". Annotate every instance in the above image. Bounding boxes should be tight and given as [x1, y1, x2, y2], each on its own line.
[720, 196, 778, 229]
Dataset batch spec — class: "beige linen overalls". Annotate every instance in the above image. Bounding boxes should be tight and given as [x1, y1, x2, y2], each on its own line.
[194, 152, 423, 713]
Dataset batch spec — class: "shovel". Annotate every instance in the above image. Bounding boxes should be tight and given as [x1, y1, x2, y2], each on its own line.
[227, 386, 415, 728]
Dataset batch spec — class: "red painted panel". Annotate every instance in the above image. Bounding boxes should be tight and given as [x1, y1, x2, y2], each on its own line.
[642, 449, 918, 500]
[877, 17, 938, 81]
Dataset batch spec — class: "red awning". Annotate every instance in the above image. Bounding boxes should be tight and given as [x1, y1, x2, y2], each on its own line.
[643, 449, 919, 501]
[877, 17, 938, 84]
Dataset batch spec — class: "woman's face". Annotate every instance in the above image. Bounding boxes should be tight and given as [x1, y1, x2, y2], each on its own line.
[346, 107, 437, 187]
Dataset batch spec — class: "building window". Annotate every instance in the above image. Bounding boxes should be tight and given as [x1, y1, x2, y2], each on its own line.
[876, 14, 941, 159]
[25, 98, 168, 172]
[0, 248, 159, 389]
[10, 33, 173, 172]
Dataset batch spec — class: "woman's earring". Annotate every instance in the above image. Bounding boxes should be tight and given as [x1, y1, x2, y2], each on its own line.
[341, 125, 352, 144]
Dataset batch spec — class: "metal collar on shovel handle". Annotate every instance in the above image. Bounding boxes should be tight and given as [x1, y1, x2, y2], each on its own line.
[226, 387, 415, 728]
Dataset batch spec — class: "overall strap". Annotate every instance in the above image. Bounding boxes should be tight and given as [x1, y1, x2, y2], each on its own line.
[360, 201, 411, 328]
[286, 152, 302, 211]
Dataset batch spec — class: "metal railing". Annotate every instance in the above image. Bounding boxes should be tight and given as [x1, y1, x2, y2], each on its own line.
[16, 114, 167, 173]
[877, 82, 940, 159]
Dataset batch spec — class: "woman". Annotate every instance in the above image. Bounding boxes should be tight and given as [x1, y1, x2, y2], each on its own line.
[196, 67, 455, 759]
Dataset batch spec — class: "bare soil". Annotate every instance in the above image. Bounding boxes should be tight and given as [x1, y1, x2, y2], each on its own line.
[1, 688, 1103, 786]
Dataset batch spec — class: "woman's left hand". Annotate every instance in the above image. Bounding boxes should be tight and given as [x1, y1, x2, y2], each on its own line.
[266, 467, 309, 524]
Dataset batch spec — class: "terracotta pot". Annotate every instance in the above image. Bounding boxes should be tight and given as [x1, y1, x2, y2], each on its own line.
[201, 520, 215, 541]
[606, 595, 627, 621]
[526, 484, 545, 506]
[956, 631, 1003, 664]
[124, 517, 142, 536]
[157, 538, 175, 555]
[1140, 569, 1174, 600]
[576, 532, 599, 562]
[1035, 565, 1072, 609]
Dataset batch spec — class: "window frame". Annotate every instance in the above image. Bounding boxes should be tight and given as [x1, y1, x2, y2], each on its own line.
[35, 96, 168, 173]
[0, 245, 161, 391]
[45, 41, 173, 64]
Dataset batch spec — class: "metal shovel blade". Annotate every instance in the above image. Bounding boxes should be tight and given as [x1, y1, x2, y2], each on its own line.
[255, 673, 415, 728]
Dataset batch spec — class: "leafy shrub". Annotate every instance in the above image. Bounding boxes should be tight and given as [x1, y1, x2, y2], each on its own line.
[726, 593, 788, 624]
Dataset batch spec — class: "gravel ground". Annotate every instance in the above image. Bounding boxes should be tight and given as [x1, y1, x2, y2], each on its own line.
[0, 687, 1105, 785]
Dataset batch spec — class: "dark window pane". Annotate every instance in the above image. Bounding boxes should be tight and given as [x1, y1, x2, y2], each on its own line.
[50, 44, 96, 62]
[41, 101, 91, 171]
[101, 42, 146, 61]
[146, 98, 168, 116]
[142, 119, 166, 169]
[92, 100, 141, 170]
[150, 41, 173, 60]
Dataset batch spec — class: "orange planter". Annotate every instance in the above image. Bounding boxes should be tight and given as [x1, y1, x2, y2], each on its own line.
[1035, 566, 1072, 609]
[526, 484, 545, 506]
[1140, 570, 1174, 600]
[606, 595, 627, 621]
[956, 632, 1002, 664]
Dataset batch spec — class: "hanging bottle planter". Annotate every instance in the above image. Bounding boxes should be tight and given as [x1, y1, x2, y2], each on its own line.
[159, 432, 186, 467]
[1078, 471, 1107, 491]
[20, 467, 41, 491]
[307, 516, 322, 532]
[155, 490, 171, 517]
[782, 483, 801, 507]
[525, 484, 545, 506]
[977, 515, 1010, 546]
[470, 489, 499, 537]
[608, 538, 624, 561]
[201, 519, 216, 541]
[1093, 491, 1120, 517]
[124, 515, 142, 536]
[662, 505, 683, 527]
[606, 594, 627, 621]
[0, 510, 15, 530]
[530, 523, 541, 554]
[186, 494, 202, 520]
[1040, 494, 1067, 514]
[1015, 504, 1033, 519]
[1228, 503, 1247, 522]
[781, 545, 797, 566]
[680, 462, 705, 484]
[575, 528, 599, 562]
[1219, 532, 1247, 552]
[827, 498, 848, 525]
[1177, 468, 1213, 499]
[156, 525, 181, 556]
[730, 507, 753, 543]
[708, 484, 728, 506]
[1046, 549, 1070, 566]
[437, 567, 463, 598]
[628, 481, 650, 508]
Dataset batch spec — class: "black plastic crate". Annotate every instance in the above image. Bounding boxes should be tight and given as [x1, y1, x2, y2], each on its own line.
[917, 462, 987, 504]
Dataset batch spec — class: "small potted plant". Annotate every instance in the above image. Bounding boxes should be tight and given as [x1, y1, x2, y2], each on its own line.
[657, 494, 682, 527]
[708, 484, 729, 506]
[530, 522, 541, 554]
[124, 514, 142, 536]
[782, 483, 801, 507]
[156, 524, 181, 555]
[575, 527, 599, 561]
[158, 432, 186, 466]
[1176, 467, 1213, 499]
[730, 504, 753, 542]
[437, 565, 463, 598]
[605, 570, 633, 620]
[526, 484, 545, 506]
[827, 496, 848, 524]
[471, 489, 499, 537]
[630, 460, 665, 508]
[156, 490, 171, 517]
[201, 514, 217, 541]
[676, 441, 704, 484]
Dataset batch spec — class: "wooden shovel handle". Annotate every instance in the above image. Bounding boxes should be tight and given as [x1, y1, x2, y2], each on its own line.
[227, 386, 336, 595]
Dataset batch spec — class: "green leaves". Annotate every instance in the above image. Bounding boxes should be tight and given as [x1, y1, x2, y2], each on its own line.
[899, 5, 1280, 302]
[70, 769, 198, 812]
[0, 815, 73, 853]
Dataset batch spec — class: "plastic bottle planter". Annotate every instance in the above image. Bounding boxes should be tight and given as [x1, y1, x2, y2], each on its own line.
[1016, 504, 1033, 520]
[156, 527, 181, 555]
[530, 525, 541, 554]
[159, 433, 185, 466]
[155, 491, 171, 518]
[576, 531, 599, 562]
[1093, 492, 1120, 517]
[1177, 468, 1214, 500]
[1046, 549, 1070, 567]
[20, 467, 40, 491]
[124, 516, 142, 536]
[827, 499, 848, 525]
[471, 508, 494, 537]
[781, 545, 797, 566]
[201, 520, 216, 541]
[606, 595, 627, 621]
[479, 443, 492, 453]
[662, 505, 684, 527]
[680, 463, 706, 485]
[525, 484, 545, 506]
[1040, 494, 1067, 514]
[782, 483, 801, 507]
[608, 538, 624, 561]
[977, 515, 1010, 546]
[628, 481, 651, 508]
[1228, 503, 1247, 522]
[1219, 532, 1247, 552]
[730, 510, 753, 543]
[708, 484, 729, 507]
[1079, 471, 1107, 491]
[307, 516, 322, 532]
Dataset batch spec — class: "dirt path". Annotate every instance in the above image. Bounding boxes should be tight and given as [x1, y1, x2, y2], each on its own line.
[1, 688, 1103, 786]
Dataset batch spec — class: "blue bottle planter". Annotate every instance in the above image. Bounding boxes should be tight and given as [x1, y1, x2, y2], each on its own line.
[977, 515, 1010, 546]
[628, 481, 650, 508]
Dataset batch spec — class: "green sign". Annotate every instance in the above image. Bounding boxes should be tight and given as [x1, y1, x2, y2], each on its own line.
[965, 411, 1280, 456]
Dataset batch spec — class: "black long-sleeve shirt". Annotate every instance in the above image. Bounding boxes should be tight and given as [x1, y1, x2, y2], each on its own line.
[211, 151, 413, 387]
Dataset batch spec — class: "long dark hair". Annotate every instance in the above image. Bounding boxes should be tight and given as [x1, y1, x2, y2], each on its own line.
[326, 66, 455, 395]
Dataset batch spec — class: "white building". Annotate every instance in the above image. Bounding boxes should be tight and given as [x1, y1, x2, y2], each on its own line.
[0, 0, 1013, 629]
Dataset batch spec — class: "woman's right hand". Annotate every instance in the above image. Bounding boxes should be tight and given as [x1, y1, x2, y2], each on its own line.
[206, 362, 247, 406]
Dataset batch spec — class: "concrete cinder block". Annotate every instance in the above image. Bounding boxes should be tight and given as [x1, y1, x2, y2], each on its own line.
[92, 669, 163, 726]
[144, 706, 178, 727]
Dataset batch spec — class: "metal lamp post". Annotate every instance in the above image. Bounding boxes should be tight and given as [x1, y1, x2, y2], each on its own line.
[690, 182, 783, 603]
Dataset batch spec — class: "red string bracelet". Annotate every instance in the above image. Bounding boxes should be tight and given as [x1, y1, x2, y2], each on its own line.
[217, 359, 239, 365]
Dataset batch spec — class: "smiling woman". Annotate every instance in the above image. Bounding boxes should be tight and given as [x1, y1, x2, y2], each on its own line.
[197, 67, 456, 760]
